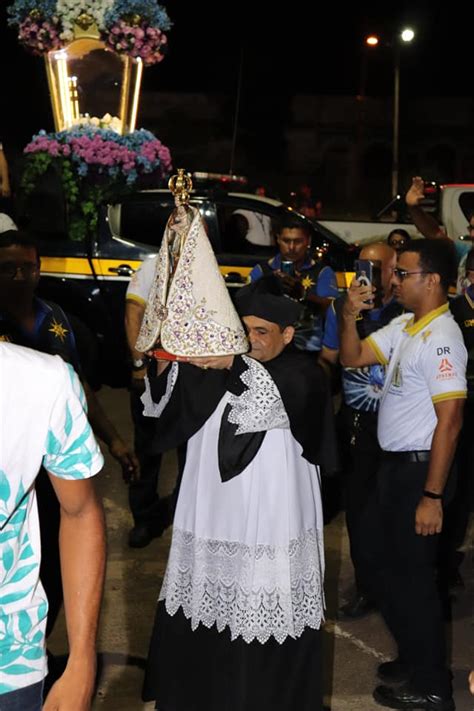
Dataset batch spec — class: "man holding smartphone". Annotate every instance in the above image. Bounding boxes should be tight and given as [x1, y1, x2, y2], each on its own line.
[249, 218, 338, 352]
[320, 243, 400, 619]
[339, 239, 466, 711]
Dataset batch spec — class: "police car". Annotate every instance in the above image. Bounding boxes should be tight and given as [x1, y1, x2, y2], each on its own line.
[27, 184, 354, 386]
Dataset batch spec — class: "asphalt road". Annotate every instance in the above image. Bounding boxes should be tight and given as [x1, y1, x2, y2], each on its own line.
[47, 386, 474, 711]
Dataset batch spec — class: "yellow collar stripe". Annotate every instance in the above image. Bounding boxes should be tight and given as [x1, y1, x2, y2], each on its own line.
[403, 303, 449, 336]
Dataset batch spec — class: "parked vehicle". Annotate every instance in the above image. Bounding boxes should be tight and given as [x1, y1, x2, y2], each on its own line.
[22, 185, 355, 387]
[319, 182, 474, 246]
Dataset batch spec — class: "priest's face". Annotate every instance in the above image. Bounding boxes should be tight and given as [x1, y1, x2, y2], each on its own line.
[243, 315, 294, 362]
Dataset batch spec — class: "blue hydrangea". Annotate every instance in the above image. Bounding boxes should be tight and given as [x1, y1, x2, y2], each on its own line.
[104, 0, 172, 31]
[7, 0, 57, 25]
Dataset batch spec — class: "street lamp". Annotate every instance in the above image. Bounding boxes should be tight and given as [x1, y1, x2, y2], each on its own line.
[365, 27, 416, 198]
[393, 28, 415, 196]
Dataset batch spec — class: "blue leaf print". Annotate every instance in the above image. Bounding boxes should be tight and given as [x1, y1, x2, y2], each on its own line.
[15, 482, 25, 505]
[32, 630, 44, 644]
[23, 647, 43, 660]
[19, 544, 34, 561]
[18, 610, 32, 637]
[0, 586, 33, 605]
[8, 506, 27, 526]
[0, 650, 24, 668]
[0, 683, 15, 693]
[37, 601, 48, 622]
[2, 664, 39, 675]
[2, 543, 14, 572]
[0, 471, 11, 502]
[0, 530, 17, 544]
[46, 430, 62, 455]
[9, 564, 37, 584]
[64, 401, 73, 437]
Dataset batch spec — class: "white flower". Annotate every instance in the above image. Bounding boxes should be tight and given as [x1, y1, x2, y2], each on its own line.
[90, 116, 100, 126]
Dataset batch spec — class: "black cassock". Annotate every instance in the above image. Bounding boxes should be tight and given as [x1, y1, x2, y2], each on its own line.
[142, 347, 338, 711]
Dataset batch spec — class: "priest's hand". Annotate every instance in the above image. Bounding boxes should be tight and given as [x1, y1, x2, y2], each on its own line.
[182, 355, 234, 370]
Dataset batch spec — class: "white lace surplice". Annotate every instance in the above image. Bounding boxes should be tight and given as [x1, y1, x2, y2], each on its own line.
[144, 357, 325, 645]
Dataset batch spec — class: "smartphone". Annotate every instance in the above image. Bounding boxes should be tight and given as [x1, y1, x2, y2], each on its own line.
[281, 260, 295, 276]
[354, 259, 382, 308]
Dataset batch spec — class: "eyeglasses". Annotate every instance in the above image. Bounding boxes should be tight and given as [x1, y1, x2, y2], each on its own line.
[467, 225, 474, 232]
[0, 262, 39, 279]
[393, 268, 433, 281]
[388, 238, 406, 246]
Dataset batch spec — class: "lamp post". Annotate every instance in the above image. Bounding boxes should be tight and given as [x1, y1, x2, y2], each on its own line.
[365, 27, 416, 198]
[392, 28, 415, 197]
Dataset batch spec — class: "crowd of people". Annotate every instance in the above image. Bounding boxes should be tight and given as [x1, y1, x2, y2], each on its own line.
[0, 174, 473, 711]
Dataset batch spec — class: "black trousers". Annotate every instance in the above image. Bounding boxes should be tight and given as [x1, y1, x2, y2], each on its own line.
[357, 455, 451, 696]
[440, 400, 474, 577]
[129, 389, 164, 526]
[129, 389, 186, 526]
[341, 405, 381, 596]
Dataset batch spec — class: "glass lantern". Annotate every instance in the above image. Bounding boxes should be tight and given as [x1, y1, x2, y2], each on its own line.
[44, 19, 143, 135]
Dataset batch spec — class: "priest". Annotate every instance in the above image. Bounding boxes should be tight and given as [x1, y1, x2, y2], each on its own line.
[141, 275, 338, 711]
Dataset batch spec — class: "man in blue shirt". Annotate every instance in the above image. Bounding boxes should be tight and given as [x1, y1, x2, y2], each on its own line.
[320, 242, 401, 618]
[249, 218, 338, 352]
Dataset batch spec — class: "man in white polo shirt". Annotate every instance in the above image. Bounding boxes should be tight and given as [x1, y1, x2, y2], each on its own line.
[0, 342, 105, 710]
[340, 239, 466, 711]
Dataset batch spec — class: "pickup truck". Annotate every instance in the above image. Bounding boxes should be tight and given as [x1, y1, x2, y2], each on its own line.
[319, 183, 474, 246]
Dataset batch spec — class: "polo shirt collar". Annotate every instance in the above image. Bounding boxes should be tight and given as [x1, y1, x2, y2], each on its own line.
[403, 302, 449, 337]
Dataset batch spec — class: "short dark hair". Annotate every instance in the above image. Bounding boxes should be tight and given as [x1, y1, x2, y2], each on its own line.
[277, 216, 312, 239]
[388, 228, 411, 243]
[402, 239, 456, 292]
[0, 230, 40, 260]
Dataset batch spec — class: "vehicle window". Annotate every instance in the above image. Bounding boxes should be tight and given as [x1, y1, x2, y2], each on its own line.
[17, 169, 70, 243]
[109, 198, 214, 250]
[215, 203, 277, 257]
[458, 192, 474, 222]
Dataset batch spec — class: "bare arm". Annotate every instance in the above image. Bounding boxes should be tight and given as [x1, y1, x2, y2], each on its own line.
[83, 382, 138, 482]
[43, 477, 106, 711]
[415, 398, 465, 536]
[406, 176, 447, 240]
[318, 346, 339, 381]
[0, 149, 11, 197]
[339, 281, 379, 368]
[125, 298, 146, 361]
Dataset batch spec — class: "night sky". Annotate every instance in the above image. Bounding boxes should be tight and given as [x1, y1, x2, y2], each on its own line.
[0, 1, 470, 150]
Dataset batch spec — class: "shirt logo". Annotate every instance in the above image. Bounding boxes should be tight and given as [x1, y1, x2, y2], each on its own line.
[436, 357, 458, 381]
[48, 318, 68, 343]
[438, 358, 454, 374]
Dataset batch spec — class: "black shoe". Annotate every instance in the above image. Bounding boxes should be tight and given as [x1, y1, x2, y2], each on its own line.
[128, 523, 154, 548]
[338, 593, 376, 619]
[377, 659, 411, 684]
[373, 683, 455, 710]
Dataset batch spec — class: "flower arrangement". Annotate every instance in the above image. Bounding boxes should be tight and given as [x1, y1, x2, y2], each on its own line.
[8, 0, 172, 64]
[21, 126, 172, 240]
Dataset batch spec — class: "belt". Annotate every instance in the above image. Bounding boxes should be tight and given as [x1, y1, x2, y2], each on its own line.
[382, 450, 430, 463]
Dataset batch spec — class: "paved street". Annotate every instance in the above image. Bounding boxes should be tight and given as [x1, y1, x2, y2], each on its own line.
[48, 386, 474, 711]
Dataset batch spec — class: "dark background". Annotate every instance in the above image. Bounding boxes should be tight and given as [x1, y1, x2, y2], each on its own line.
[1, 1, 472, 212]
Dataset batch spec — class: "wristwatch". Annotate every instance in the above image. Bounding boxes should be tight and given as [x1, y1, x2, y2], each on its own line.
[132, 357, 145, 371]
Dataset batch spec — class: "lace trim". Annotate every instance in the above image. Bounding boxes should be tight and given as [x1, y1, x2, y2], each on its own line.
[141, 363, 179, 417]
[159, 527, 324, 644]
[227, 356, 289, 434]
